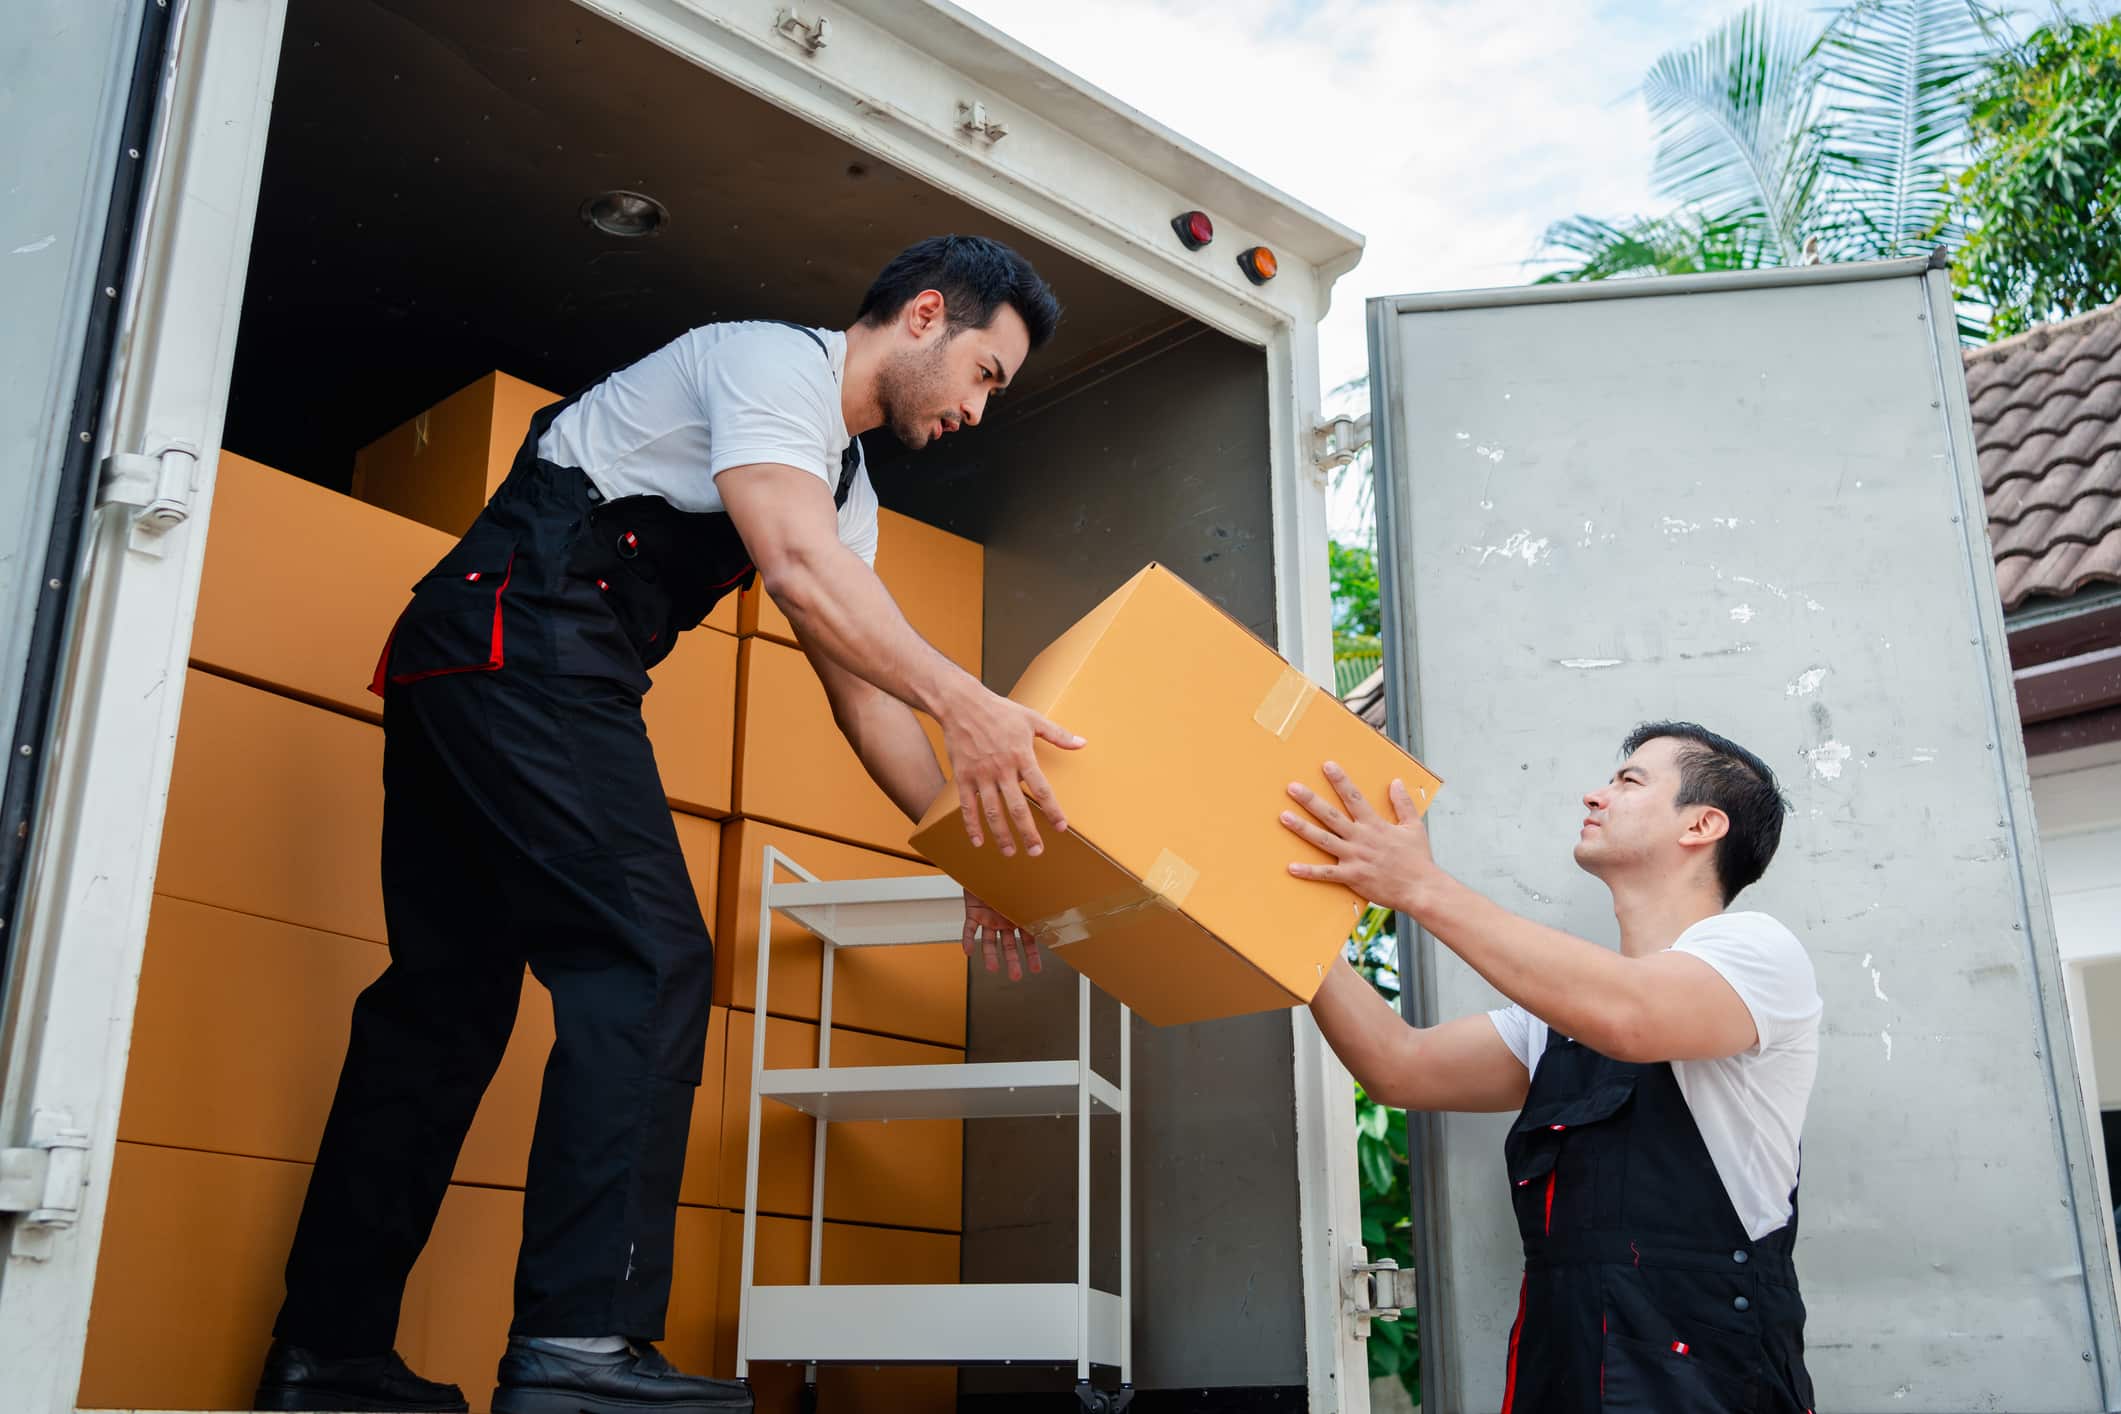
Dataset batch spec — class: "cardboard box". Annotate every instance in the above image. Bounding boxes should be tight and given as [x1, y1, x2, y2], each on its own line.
[715, 1213, 958, 1409]
[351, 371, 555, 540]
[717, 820, 966, 1046]
[193, 452, 452, 721]
[78, 1144, 311, 1410]
[913, 564, 1442, 1028]
[733, 636, 942, 857]
[160, 671, 728, 944]
[160, 670, 388, 943]
[352, 370, 738, 634]
[718, 1011, 963, 1231]
[81, 1153, 730, 1411]
[647, 629, 740, 818]
[117, 895, 724, 1198]
[739, 508, 983, 673]
[399, 1189, 727, 1406]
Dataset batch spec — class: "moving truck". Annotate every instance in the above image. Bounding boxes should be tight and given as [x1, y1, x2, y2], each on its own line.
[2, 2, 2109, 1410]
[0, 3, 1373, 1410]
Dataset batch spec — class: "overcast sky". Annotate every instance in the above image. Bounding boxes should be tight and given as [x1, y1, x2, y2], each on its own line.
[955, 0, 2114, 535]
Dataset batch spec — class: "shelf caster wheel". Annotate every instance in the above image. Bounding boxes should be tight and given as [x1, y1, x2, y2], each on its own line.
[1074, 1378, 1134, 1412]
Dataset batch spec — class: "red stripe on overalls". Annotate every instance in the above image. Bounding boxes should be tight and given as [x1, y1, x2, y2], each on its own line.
[1501, 1166, 1558, 1413]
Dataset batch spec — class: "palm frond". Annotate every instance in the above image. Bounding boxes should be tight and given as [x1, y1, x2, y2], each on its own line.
[1815, 0, 1998, 256]
[1531, 211, 1774, 283]
[1642, 3, 1830, 264]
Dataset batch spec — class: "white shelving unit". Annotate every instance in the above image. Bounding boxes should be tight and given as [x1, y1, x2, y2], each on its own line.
[735, 847, 1134, 1409]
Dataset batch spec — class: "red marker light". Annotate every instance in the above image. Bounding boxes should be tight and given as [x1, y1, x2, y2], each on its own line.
[1171, 210, 1214, 251]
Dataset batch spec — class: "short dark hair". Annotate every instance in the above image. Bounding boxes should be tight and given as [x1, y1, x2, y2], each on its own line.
[1621, 721, 1788, 905]
[857, 234, 1062, 349]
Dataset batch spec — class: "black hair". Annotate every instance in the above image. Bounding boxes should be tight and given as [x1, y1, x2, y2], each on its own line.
[1621, 721, 1788, 904]
[856, 234, 1062, 349]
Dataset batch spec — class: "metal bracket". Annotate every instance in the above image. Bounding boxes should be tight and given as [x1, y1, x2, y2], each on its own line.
[99, 441, 199, 535]
[773, 8, 829, 55]
[1344, 1243, 1414, 1335]
[1313, 411, 1371, 473]
[0, 1110, 92, 1245]
[958, 101, 1007, 144]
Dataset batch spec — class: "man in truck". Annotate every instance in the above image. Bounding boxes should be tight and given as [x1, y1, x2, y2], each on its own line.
[255, 235, 1074, 1414]
[1285, 722, 1821, 1412]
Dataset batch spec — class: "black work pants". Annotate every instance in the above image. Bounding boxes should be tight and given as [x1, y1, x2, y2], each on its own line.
[274, 662, 714, 1351]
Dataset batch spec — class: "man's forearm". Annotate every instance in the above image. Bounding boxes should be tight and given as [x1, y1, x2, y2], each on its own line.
[842, 692, 948, 824]
[1411, 879, 1643, 1054]
[1309, 959, 1419, 1104]
[764, 541, 978, 722]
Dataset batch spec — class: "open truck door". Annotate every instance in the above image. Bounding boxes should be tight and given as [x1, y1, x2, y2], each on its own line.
[0, 0, 291, 1409]
[1367, 257, 2121, 1410]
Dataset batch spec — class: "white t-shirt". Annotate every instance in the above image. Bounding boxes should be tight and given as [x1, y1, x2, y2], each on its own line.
[1487, 912, 1823, 1241]
[536, 321, 880, 565]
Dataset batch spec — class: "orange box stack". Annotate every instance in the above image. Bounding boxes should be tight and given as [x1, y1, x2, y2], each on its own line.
[83, 416, 983, 1412]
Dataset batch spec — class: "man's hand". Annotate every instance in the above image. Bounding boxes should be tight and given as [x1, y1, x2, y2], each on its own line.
[1281, 761, 1441, 915]
[963, 891, 1041, 981]
[938, 683, 1084, 857]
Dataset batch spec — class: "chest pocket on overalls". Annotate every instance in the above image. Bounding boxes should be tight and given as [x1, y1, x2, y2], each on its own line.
[1504, 1073, 1638, 1233]
[567, 497, 754, 670]
[372, 521, 519, 692]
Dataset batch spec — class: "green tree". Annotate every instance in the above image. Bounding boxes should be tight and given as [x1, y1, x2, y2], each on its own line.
[1535, 0, 1996, 281]
[1329, 539, 1382, 642]
[1356, 1082, 1420, 1403]
[1330, 536, 1384, 695]
[1954, 15, 2121, 336]
[1347, 909, 1415, 1399]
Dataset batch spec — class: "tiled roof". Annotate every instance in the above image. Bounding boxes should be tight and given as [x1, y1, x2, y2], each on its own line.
[1965, 301, 2121, 610]
[1345, 665, 1385, 730]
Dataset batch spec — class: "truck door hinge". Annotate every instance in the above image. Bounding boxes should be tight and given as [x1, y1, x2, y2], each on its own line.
[99, 441, 200, 538]
[773, 8, 829, 55]
[1313, 412, 1370, 474]
[0, 1110, 93, 1237]
[1345, 1243, 1414, 1335]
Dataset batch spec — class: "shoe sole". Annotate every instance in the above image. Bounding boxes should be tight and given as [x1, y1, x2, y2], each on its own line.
[254, 1386, 469, 1413]
[491, 1386, 753, 1414]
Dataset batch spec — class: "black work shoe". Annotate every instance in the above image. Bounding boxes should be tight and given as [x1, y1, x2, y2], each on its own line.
[253, 1340, 469, 1412]
[493, 1338, 753, 1413]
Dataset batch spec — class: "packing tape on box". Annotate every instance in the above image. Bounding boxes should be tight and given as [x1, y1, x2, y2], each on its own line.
[1254, 666, 1316, 740]
[1030, 849, 1200, 947]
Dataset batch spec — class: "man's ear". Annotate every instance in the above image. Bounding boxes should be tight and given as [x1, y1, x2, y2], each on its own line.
[1680, 804, 1729, 854]
[906, 288, 947, 338]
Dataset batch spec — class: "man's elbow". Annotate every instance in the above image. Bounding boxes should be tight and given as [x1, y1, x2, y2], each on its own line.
[753, 541, 828, 621]
[1348, 1035, 1425, 1112]
[1364, 1075, 1424, 1112]
[1591, 998, 1664, 1065]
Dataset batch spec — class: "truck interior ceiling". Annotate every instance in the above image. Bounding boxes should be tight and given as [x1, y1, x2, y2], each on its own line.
[224, 0, 1281, 688]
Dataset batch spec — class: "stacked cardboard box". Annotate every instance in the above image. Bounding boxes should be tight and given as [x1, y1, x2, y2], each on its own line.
[80, 378, 982, 1414]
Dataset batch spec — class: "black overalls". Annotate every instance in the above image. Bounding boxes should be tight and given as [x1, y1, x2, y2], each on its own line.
[1499, 1028, 1816, 1412]
[277, 330, 861, 1352]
